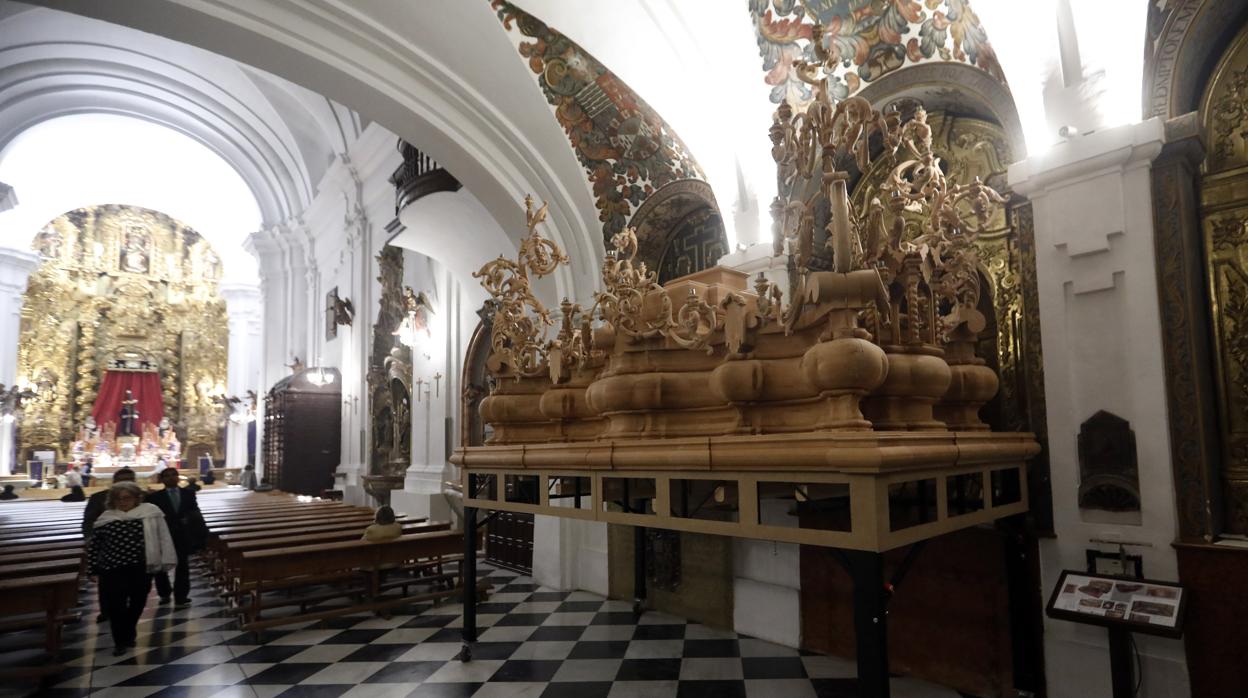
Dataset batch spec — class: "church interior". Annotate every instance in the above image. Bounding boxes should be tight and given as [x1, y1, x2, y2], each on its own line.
[0, 1, 1245, 696]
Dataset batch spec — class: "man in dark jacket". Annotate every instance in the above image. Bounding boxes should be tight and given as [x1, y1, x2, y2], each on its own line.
[83, 467, 136, 533]
[83, 467, 136, 622]
[147, 467, 203, 605]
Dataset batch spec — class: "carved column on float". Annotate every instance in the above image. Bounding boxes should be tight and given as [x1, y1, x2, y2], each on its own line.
[0, 246, 39, 475]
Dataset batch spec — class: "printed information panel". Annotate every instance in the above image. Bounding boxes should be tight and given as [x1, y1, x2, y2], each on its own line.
[1046, 570, 1186, 638]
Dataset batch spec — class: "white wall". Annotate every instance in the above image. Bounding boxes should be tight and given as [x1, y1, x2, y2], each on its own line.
[1012, 118, 1190, 698]
[247, 123, 400, 495]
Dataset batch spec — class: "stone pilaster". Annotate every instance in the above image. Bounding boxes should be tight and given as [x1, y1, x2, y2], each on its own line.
[0, 245, 39, 476]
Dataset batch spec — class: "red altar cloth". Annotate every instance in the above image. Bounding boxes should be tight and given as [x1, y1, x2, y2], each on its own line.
[92, 370, 163, 435]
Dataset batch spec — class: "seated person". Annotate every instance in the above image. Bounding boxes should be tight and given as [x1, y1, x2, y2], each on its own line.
[61, 485, 87, 502]
[362, 506, 402, 542]
[0, 484, 17, 500]
[201, 470, 215, 485]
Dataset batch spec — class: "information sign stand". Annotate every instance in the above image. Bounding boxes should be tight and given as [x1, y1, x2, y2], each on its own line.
[1046, 570, 1186, 698]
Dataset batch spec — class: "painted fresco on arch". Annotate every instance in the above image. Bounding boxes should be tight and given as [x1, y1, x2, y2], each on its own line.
[491, 1, 708, 239]
[750, 0, 1005, 111]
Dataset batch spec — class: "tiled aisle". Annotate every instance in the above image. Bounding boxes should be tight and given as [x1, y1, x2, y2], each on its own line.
[9, 563, 966, 698]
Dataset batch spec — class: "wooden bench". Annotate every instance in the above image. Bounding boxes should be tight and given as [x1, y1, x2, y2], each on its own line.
[0, 573, 79, 659]
[217, 521, 450, 593]
[0, 557, 83, 580]
[237, 530, 480, 631]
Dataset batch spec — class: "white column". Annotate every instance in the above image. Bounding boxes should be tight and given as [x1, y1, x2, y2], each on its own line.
[0, 245, 39, 476]
[1011, 118, 1190, 697]
[245, 227, 290, 483]
[221, 282, 262, 469]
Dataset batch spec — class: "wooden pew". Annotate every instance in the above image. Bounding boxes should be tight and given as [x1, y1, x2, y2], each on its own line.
[237, 530, 479, 631]
[0, 557, 83, 580]
[0, 572, 79, 673]
[218, 521, 449, 593]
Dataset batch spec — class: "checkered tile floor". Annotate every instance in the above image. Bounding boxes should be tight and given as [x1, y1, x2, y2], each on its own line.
[4, 561, 969, 697]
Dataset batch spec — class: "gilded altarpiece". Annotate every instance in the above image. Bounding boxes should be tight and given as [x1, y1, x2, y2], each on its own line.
[851, 111, 1052, 531]
[17, 205, 227, 461]
[1201, 24, 1248, 533]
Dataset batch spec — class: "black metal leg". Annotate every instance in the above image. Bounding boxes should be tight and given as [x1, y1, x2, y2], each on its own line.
[845, 549, 889, 698]
[1108, 628, 1134, 698]
[459, 506, 477, 661]
[633, 513, 646, 615]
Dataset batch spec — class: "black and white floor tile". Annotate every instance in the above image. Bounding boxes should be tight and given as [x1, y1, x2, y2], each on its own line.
[4, 562, 970, 698]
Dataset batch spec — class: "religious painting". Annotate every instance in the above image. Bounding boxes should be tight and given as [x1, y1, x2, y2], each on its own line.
[120, 224, 151, 274]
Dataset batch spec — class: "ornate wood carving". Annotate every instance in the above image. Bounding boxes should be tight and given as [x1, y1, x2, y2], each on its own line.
[851, 111, 1053, 531]
[1191, 25, 1248, 535]
[367, 245, 412, 480]
[1152, 128, 1222, 541]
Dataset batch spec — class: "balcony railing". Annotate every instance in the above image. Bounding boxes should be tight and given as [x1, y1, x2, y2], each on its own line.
[390, 140, 461, 214]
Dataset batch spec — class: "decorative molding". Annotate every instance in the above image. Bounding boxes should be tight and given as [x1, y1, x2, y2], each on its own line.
[1151, 128, 1221, 540]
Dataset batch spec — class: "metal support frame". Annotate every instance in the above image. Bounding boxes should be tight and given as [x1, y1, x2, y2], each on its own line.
[829, 541, 928, 698]
[459, 506, 477, 662]
[1107, 628, 1134, 698]
[844, 549, 890, 698]
[633, 503, 647, 615]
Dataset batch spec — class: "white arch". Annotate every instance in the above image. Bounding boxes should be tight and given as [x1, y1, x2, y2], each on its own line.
[34, 0, 607, 302]
[0, 113, 263, 279]
[0, 7, 354, 225]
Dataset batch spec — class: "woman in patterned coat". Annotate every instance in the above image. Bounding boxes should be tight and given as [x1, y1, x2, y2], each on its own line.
[88, 481, 177, 655]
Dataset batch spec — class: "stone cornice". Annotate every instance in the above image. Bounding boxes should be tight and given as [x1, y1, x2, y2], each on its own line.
[0, 245, 40, 293]
[1009, 118, 1166, 197]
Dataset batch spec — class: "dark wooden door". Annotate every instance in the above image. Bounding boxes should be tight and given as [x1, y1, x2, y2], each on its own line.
[485, 511, 534, 574]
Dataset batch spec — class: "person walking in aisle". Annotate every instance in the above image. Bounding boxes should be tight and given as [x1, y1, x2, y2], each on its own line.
[84, 467, 137, 623]
[88, 481, 176, 655]
[147, 467, 204, 605]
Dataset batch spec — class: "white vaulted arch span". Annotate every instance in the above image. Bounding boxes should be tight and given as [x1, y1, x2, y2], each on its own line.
[31, 0, 607, 303]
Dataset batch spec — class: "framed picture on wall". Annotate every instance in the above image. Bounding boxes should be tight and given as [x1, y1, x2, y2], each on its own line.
[197, 455, 213, 476]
